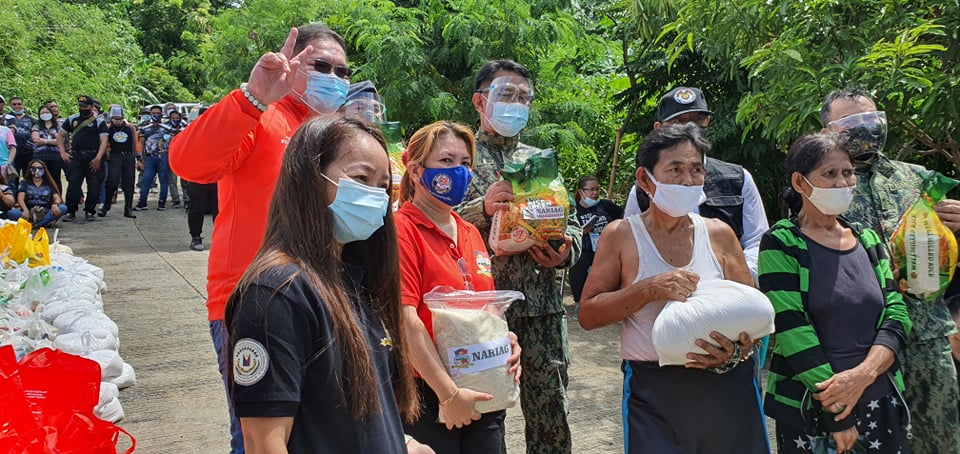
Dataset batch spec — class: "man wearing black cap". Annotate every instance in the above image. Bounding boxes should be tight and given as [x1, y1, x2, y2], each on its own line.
[57, 95, 109, 222]
[625, 87, 768, 283]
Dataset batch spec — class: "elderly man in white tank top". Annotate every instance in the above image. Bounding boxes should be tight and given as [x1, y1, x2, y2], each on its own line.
[578, 124, 769, 454]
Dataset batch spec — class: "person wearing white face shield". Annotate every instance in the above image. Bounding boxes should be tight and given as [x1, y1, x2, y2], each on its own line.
[820, 87, 960, 454]
[341, 80, 387, 124]
[455, 59, 582, 454]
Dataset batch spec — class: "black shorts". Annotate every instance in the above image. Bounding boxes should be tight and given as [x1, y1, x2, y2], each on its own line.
[622, 359, 769, 454]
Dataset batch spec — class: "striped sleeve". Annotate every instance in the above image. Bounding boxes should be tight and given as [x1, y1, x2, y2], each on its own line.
[758, 229, 835, 391]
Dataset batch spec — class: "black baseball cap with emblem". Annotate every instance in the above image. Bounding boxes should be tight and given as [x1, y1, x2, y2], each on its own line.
[77, 95, 94, 107]
[656, 87, 713, 122]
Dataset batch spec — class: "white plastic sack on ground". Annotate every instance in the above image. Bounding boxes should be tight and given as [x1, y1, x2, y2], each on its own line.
[0, 333, 35, 360]
[95, 382, 124, 422]
[54, 329, 119, 355]
[107, 362, 136, 389]
[54, 308, 119, 337]
[652, 279, 775, 367]
[36, 298, 104, 324]
[49, 243, 74, 256]
[95, 397, 124, 423]
[98, 381, 119, 405]
[85, 349, 124, 380]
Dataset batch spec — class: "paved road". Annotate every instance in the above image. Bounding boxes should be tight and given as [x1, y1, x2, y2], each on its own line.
[57, 193, 629, 453]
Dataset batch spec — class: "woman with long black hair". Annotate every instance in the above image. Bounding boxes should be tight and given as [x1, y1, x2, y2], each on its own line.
[224, 116, 423, 453]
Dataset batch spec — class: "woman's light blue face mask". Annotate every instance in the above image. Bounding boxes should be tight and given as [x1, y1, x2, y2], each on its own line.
[321, 174, 390, 244]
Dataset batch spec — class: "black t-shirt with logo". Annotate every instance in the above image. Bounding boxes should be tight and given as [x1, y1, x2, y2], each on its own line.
[18, 180, 56, 209]
[576, 199, 624, 253]
[61, 114, 108, 152]
[107, 124, 136, 154]
[5, 115, 36, 152]
[229, 264, 406, 454]
[31, 123, 62, 159]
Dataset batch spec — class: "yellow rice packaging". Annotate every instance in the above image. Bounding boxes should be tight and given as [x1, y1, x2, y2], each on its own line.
[489, 149, 569, 256]
[889, 172, 959, 300]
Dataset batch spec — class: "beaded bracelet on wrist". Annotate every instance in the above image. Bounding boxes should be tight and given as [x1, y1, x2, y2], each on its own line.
[240, 83, 268, 112]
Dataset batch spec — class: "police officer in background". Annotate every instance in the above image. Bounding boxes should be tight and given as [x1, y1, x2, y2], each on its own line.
[57, 95, 108, 222]
[100, 106, 140, 219]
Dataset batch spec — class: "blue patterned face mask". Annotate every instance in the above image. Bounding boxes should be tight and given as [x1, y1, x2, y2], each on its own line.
[322, 174, 390, 244]
[301, 72, 349, 114]
[419, 166, 473, 206]
[485, 102, 529, 138]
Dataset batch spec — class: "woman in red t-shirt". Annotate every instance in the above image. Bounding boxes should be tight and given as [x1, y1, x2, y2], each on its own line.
[395, 121, 521, 454]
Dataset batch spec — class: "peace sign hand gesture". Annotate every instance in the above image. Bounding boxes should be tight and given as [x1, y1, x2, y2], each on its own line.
[245, 28, 314, 107]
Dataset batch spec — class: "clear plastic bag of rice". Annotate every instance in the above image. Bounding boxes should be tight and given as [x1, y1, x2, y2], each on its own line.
[424, 286, 524, 416]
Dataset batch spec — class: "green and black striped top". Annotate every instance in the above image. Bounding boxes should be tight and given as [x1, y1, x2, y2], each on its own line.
[758, 217, 911, 430]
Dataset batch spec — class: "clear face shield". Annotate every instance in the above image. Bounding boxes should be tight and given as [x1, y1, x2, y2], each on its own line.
[342, 94, 386, 124]
[479, 75, 534, 137]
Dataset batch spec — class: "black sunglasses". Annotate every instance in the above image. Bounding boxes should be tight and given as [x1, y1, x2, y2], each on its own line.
[310, 59, 351, 80]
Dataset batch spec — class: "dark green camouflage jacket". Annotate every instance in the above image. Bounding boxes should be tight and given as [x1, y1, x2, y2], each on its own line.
[456, 130, 582, 318]
[846, 155, 957, 342]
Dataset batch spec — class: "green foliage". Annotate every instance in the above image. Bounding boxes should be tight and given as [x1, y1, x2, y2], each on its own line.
[662, 0, 960, 170]
[0, 0, 142, 114]
[200, 0, 624, 193]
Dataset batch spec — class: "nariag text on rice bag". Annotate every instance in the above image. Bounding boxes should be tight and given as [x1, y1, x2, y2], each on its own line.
[652, 279, 775, 367]
[489, 148, 569, 256]
[890, 171, 959, 301]
[424, 286, 524, 418]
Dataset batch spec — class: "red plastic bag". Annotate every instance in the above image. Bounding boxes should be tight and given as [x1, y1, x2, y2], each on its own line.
[56, 411, 136, 454]
[0, 345, 43, 452]
[18, 348, 101, 431]
[0, 347, 135, 453]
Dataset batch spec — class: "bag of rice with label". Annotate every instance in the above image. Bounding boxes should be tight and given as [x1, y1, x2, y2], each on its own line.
[652, 279, 775, 367]
[489, 149, 569, 256]
[889, 171, 959, 301]
[424, 286, 524, 416]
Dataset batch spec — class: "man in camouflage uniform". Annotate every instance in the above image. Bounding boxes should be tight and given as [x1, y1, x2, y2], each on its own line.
[822, 87, 960, 453]
[456, 59, 582, 454]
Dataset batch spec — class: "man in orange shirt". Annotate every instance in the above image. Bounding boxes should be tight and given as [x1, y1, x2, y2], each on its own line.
[168, 24, 352, 454]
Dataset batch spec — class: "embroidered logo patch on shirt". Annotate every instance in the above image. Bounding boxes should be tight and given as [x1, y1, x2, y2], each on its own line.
[233, 338, 269, 386]
[112, 130, 128, 143]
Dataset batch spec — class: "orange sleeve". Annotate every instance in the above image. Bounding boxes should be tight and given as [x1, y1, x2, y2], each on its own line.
[168, 89, 262, 183]
[397, 220, 424, 309]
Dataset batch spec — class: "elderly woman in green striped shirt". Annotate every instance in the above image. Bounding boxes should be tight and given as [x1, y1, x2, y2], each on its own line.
[759, 132, 912, 453]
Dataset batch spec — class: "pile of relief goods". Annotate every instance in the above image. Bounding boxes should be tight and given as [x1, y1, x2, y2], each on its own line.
[0, 219, 134, 424]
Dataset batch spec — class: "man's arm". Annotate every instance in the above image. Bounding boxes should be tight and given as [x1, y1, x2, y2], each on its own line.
[739, 169, 769, 283]
[705, 218, 753, 286]
[577, 219, 698, 330]
[168, 90, 263, 183]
